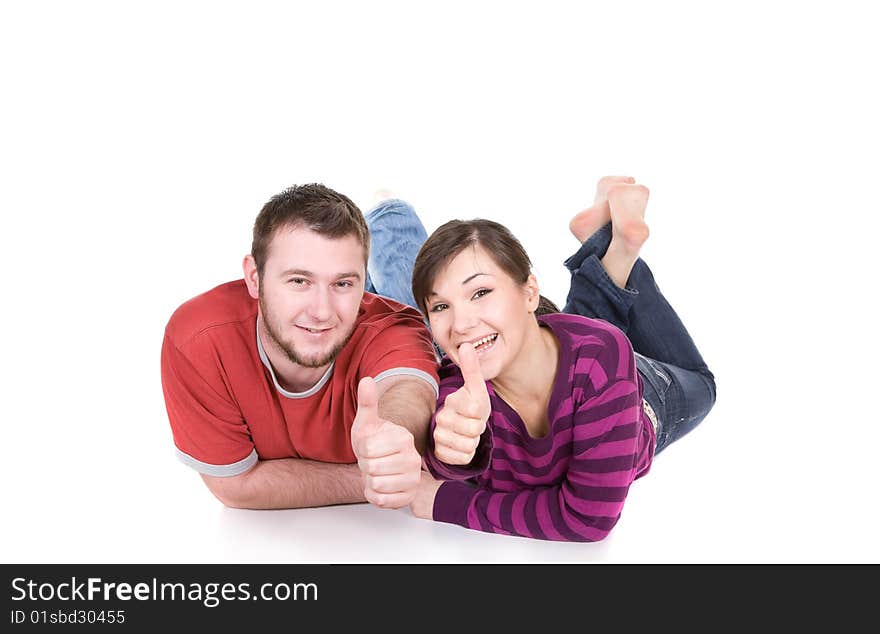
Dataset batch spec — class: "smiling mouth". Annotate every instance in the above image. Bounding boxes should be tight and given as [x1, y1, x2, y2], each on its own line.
[297, 325, 333, 335]
[466, 333, 498, 354]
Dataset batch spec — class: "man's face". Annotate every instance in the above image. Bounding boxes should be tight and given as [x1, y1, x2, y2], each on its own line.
[258, 225, 366, 369]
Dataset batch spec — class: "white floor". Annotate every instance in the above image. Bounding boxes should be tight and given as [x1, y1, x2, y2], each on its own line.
[4, 401, 875, 564]
[2, 1, 879, 564]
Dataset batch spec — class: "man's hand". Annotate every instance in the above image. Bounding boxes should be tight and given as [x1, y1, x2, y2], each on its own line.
[351, 377, 422, 509]
[433, 343, 491, 465]
[410, 470, 443, 520]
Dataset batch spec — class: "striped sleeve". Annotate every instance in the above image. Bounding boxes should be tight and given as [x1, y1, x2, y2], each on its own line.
[432, 378, 643, 542]
[433, 317, 650, 542]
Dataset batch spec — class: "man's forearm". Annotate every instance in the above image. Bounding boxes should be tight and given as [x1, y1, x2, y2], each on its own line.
[377, 379, 436, 455]
[202, 458, 365, 510]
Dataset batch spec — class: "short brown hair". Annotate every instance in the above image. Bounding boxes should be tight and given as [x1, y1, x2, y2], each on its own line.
[251, 183, 369, 276]
[411, 218, 559, 316]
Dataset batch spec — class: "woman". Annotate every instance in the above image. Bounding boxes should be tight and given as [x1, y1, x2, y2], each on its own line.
[407, 176, 716, 542]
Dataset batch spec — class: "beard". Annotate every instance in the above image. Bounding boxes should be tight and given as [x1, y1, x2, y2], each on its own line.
[259, 293, 356, 369]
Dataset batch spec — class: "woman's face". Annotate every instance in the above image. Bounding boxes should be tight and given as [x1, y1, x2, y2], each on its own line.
[425, 245, 539, 381]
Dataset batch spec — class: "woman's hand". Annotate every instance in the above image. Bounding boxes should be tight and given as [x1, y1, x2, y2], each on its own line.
[410, 470, 444, 520]
[433, 343, 490, 465]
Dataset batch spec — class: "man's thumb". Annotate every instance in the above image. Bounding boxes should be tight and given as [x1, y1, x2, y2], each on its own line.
[355, 376, 381, 433]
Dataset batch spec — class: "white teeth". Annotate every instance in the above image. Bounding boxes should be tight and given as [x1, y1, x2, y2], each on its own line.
[472, 334, 498, 347]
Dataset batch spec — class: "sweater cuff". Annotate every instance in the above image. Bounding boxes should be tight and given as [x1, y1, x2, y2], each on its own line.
[425, 427, 492, 481]
[432, 480, 478, 527]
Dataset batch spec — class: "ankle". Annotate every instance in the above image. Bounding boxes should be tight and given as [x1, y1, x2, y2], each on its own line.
[601, 242, 638, 289]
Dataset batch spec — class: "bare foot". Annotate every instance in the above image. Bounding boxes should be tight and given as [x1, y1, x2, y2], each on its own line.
[569, 175, 636, 243]
[595, 175, 636, 205]
[601, 183, 650, 288]
[372, 188, 396, 207]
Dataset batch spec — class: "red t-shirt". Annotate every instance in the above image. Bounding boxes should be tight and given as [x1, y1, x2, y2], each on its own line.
[161, 280, 439, 476]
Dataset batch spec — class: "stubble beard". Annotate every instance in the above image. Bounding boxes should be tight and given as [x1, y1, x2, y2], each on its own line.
[259, 293, 356, 369]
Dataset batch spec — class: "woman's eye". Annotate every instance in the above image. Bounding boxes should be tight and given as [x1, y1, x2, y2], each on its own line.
[473, 288, 492, 300]
[429, 303, 448, 313]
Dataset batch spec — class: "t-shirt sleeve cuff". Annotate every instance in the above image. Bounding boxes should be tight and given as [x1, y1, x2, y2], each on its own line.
[433, 480, 478, 526]
[373, 367, 439, 398]
[175, 447, 258, 477]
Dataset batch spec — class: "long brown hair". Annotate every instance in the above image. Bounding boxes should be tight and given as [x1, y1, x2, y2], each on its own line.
[411, 218, 559, 317]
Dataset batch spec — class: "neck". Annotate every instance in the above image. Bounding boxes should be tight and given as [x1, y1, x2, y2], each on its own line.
[491, 319, 559, 404]
[257, 317, 330, 393]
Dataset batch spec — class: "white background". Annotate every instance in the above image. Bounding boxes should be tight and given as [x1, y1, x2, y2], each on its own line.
[2, 0, 878, 563]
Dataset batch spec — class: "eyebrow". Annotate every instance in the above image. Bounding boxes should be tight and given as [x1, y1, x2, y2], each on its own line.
[462, 272, 489, 285]
[427, 272, 490, 297]
[280, 269, 362, 280]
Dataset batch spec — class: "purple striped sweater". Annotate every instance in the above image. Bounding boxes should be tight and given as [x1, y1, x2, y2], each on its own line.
[425, 313, 656, 542]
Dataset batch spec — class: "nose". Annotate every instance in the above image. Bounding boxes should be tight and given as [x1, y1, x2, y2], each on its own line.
[306, 286, 333, 323]
[451, 303, 479, 335]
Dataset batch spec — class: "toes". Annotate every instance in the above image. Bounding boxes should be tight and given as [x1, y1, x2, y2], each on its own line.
[597, 175, 635, 188]
[595, 176, 637, 204]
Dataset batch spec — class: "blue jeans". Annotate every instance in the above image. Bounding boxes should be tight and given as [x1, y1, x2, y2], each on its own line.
[365, 200, 716, 455]
[364, 199, 428, 310]
[563, 223, 716, 454]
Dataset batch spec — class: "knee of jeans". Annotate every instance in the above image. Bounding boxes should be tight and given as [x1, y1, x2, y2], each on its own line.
[365, 199, 417, 224]
[701, 370, 717, 409]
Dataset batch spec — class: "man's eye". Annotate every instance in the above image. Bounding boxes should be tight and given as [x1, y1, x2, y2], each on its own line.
[429, 303, 448, 313]
[336, 280, 354, 288]
[289, 278, 308, 285]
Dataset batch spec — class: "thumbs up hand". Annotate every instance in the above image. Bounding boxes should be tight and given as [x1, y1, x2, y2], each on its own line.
[351, 377, 422, 509]
[433, 343, 491, 465]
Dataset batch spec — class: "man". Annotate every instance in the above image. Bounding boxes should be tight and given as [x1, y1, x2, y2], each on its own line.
[161, 184, 439, 510]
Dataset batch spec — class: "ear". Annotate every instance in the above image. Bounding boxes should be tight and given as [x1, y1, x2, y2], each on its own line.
[524, 274, 540, 313]
[242, 255, 260, 300]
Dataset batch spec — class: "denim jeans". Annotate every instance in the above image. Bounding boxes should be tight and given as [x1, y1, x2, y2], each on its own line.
[363, 199, 428, 310]
[563, 223, 716, 454]
[365, 199, 716, 454]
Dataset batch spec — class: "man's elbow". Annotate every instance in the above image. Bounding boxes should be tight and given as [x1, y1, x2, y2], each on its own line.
[209, 489, 251, 509]
[200, 472, 257, 509]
